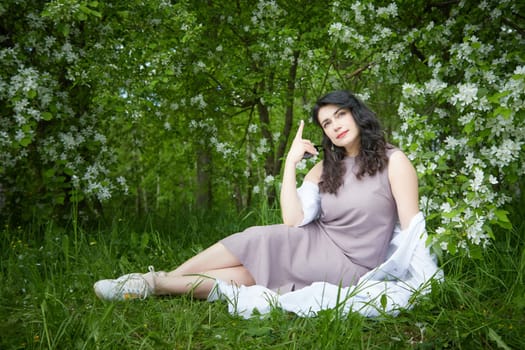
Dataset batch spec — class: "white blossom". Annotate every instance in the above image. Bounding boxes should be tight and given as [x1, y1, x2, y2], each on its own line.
[15, 130, 25, 142]
[264, 175, 274, 184]
[94, 132, 106, 144]
[466, 216, 487, 245]
[440, 202, 452, 213]
[190, 94, 207, 110]
[402, 83, 423, 98]
[450, 83, 478, 107]
[424, 79, 447, 93]
[296, 159, 307, 170]
[470, 168, 484, 192]
[514, 66, 525, 75]
[256, 138, 269, 155]
[458, 112, 475, 126]
[488, 175, 498, 185]
[376, 3, 397, 17]
[444, 136, 467, 149]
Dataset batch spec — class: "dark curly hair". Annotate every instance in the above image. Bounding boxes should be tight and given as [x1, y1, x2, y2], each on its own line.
[311, 90, 390, 194]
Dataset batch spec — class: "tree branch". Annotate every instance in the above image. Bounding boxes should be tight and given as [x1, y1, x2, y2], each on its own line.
[345, 62, 374, 80]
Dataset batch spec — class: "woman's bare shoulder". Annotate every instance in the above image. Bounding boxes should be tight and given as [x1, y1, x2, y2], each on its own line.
[388, 149, 413, 168]
[304, 161, 323, 184]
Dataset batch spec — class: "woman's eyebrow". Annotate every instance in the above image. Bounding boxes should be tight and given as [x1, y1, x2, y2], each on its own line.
[333, 107, 344, 116]
[320, 117, 330, 125]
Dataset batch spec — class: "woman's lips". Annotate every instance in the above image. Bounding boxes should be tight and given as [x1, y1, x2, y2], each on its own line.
[336, 130, 349, 139]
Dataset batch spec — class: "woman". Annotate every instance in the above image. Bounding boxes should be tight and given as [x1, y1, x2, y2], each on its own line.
[94, 90, 419, 301]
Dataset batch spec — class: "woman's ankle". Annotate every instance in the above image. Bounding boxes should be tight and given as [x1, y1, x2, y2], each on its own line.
[142, 266, 166, 294]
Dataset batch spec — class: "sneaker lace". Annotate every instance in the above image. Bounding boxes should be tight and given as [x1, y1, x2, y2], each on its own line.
[117, 275, 150, 300]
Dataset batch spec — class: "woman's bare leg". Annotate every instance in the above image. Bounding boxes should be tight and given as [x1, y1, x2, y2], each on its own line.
[153, 266, 255, 299]
[141, 242, 255, 299]
[166, 242, 243, 277]
[93, 242, 255, 301]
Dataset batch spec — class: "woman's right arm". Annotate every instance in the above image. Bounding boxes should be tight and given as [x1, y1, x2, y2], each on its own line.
[280, 120, 321, 226]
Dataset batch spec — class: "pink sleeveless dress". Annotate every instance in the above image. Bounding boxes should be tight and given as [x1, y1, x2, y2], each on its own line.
[220, 148, 399, 292]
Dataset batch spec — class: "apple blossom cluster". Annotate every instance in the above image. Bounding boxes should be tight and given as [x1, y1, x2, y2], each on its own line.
[190, 93, 208, 110]
[188, 118, 238, 160]
[397, 41, 523, 252]
[327, 0, 524, 254]
[210, 136, 237, 160]
[252, 175, 276, 196]
[251, 0, 285, 29]
[244, 0, 297, 65]
[0, 10, 127, 209]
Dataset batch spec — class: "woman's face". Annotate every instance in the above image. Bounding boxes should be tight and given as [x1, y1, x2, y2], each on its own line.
[317, 104, 360, 156]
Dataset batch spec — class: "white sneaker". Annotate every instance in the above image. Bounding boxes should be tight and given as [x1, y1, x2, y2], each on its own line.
[94, 266, 156, 301]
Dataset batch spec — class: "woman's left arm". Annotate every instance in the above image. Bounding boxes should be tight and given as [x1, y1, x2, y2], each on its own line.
[388, 151, 420, 230]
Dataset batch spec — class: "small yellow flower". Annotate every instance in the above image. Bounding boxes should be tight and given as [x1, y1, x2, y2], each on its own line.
[123, 293, 138, 300]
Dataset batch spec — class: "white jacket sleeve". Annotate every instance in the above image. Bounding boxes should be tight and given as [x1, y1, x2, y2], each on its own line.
[296, 181, 321, 226]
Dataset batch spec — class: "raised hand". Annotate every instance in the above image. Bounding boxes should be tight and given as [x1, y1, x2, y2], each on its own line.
[286, 120, 318, 165]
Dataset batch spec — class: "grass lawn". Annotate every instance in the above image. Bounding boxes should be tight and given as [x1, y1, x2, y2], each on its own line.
[1, 208, 524, 349]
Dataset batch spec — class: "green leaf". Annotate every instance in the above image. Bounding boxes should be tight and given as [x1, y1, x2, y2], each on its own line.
[487, 90, 511, 103]
[469, 245, 482, 259]
[494, 106, 512, 119]
[19, 137, 32, 147]
[54, 194, 65, 205]
[492, 209, 512, 230]
[463, 121, 474, 134]
[487, 327, 511, 350]
[380, 293, 387, 310]
[22, 124, 33, 132]
[79, 5, 102, 19]
[42, 112, 53, 121]
[63, 167, 74, 176]
[494, 209, 510, 223]
[58, 23, 70, 37]
[43, 168, 56, 178]
[485, 225, 495, 240]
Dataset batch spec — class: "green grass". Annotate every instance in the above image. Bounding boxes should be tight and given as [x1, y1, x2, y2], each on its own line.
[1, 206, 524, 349]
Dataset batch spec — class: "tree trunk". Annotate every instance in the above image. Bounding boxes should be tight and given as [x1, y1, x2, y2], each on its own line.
[258, 101, 277, 203]
[196, 146, 212, 210]
[275, 50, 300, 176]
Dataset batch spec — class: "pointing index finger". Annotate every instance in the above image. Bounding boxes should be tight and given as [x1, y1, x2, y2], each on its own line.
[295, 120, 304, 140]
